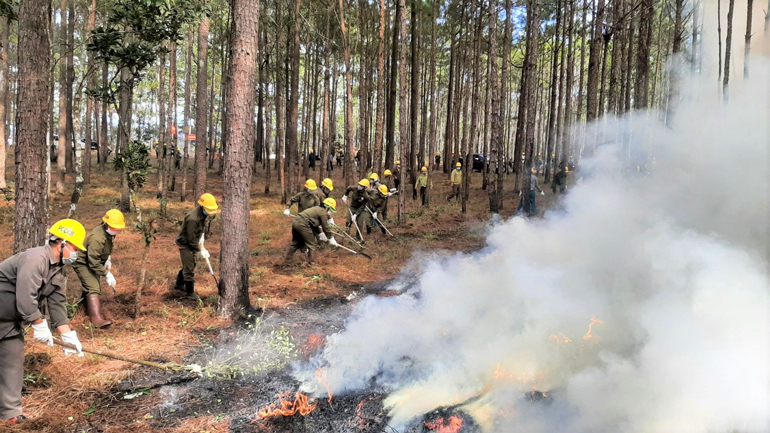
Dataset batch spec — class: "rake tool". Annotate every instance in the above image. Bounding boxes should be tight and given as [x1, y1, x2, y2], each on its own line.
[51, 339, 204, 374]
[204, 257, 219, 287]
[330, 242, 372, 260]
[365, 206, 394, 237]
[347, 207, 365, 242]
[329, 223, 366, 248]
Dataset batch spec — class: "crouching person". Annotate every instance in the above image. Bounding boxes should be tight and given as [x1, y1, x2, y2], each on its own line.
[285, 198, 339, 265]
[72, 209, 125, 328]
[0, 219, 87, 423]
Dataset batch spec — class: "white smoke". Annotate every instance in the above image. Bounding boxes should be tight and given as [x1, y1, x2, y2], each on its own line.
[296, 60, 770, 432]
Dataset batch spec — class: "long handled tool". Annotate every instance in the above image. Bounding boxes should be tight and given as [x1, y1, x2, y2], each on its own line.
[331, 242, 372, 260]
[347, 207, 365, 242]
[52, 339, 203, 374]
[365, 206, 394, 237]
[204, 257, 219, 287]
[329, 223, 365, 248]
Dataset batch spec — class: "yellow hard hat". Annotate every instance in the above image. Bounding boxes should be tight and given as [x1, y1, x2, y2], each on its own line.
[421, 166, 427, 172]
[456, 162, 462, 168]
[323, 197, 337, 213]
[49, 219, 87, 251]
[358, 179, 371, 188]
[321, 178, 334, 191]
[305, 179, 318, 190]
[102, 209, 126, 230]
[378, 184, 389, 196]
[395, 160, 401, 165]
[198, 193, 219, 212]
[369, 173, 379, 181]
[383, 169, 392, 176]
[435, 152, 440, 156]
[565, 167, 570, 173]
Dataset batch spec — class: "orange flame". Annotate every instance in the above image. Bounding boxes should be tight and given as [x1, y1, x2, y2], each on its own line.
[301, 334, 325, 355]
[315, 368, 333, 403]
[583, 316, 604, 341]
[255, 392, 317, 420]
[425, 415, 464, 433]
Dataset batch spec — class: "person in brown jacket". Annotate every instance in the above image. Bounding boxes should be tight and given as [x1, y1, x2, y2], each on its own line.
[174, 193, 218, 299]
[0, 219, 87, 423]
[285, 198, 339, 265]
[72, 209, 125, 328]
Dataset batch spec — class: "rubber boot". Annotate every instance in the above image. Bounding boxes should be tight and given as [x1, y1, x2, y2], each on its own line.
[184, 281, 200, 301]
[283, 247, 297, 265]
[85, 294, 112, 328]
[307, 249, 317, 265]
[174, 270, 185, 291]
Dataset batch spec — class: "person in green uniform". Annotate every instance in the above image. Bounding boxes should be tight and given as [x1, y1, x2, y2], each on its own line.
[382, 169, 393, 189]
[174, 193, 218, 299]
[362, 185, 390, 235]
[284, 198, 339, 265]
[0, 219, 87, 423]
[72, 209, 125, 328]
[446, 162, 463, 202]
[284, 179, 321, 216]
[319, 178, 334, 199]
[415, 166, 428, 206]
[342, 179, 371, 240]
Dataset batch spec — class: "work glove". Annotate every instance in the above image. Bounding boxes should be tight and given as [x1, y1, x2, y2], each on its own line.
[199, 248, 210, 260]
[105, 272, 117, 289]
[318, 232, 329, 242]
[104, 256, 112, 271]
[329, 237, 339, 247]
[540, 191, 545, 196]
[372, 212, 378, 220]
[31, 320, 54, 346]
[390, 188, 398, 193]
[199, 234, 205, 247]
[341, 195, 348, 204]
[351, 214, 357, 223]
[60, 330, 84, 357]
[328, 218, 335, 226]
[283, 209, 291, 217]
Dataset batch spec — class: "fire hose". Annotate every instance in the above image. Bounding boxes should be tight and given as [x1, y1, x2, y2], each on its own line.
[365, 206, 394, 237]
[50, 338, 204, 374]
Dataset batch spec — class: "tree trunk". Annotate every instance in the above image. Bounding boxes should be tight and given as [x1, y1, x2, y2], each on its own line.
[157, 50, 167, 201]
[496, 0, 512, 209]
[666, 0, 684, 125]
[340, 0, 355, 189]
[117, 66, 133, 211]
[276, 0, 287, 203]
[0, 17, 8, 189]
[373, 0, 386, 175]
[744, 0, 753, 79]
[426, 0, 438, 207]
[397, 0, 407, 223]
[718, 0, 723, 82]
[14, 0, 52, 253]
[560, 0, 576, 172]
[100, 62, 108, 171]
[386, 0, 401, 172]
[194, 16, 210, 201]
[320, 6, 331, 181]
[181, 26, 194, 201]
[218, 0, 259, 319]
[487, 0, 500, 213]
[285, 0, 300, 195]
[56, 0, 67, 194]
[723, 0, 735, 101]
[165, 42, 178, 194]
[83, 0, 96, 185]
[409, 0, 420, 193]
[522, 0, 540, 216]
[608, 0, 623, 115]
[635, 0, 653, 110]
[586, 0, 605, 122]
[545, 0, 562, 182]
[463, 6, 482, 215]
[443, 24, 455, 174]
[65, 1, 74, 174]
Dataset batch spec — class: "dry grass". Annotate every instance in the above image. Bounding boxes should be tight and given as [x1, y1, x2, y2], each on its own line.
[0, 156, 563, 432]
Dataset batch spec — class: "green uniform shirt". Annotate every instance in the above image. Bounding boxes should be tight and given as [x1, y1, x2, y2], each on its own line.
[175, 205, 210, 252]
[415, 173, 428, 188]
[297, 206, 332, 238]
[345, 186, 369, 211]
[450, 169, 462, 185]
[310, 188, 327, 204]
[73, 224, 114, 277]
[288, 190, 321, 213]
[366, 190, 389, 214]
[0, 245, 68, 338]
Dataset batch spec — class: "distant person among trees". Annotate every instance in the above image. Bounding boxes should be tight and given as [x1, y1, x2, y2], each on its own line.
[308, 149, 316, 170]
[415, 166, 428, 206]
[518, 168, 545, 217]
[0, 219, 87, 423]
[393, 161, 401, 190]
[446, 162, 462, 202]
[173, 194, 218, 300]
[72, 209, 125, 329]
[434, 152, 441, 171]
[552, 165, 568, 194]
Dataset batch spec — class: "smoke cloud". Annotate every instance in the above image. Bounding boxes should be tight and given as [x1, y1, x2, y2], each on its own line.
[296, 59, 770, 432]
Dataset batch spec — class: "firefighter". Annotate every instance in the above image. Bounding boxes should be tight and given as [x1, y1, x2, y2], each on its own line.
[342, 179, 370, 240]
[71, 209, 125, 328]
[319, 178, 334, 200]
[415, 166, 428, 206]
[434, 152, 441, 171]
[0, 219, 87, 423]
[285, 179, 321, 216]
[393, 161, 401, 190]
[517, 167, 545, 217]
[446, 162, 463, 202]
[382, 169, 393, 189]
[362, 185, 390, 235]
[368, 173, 381, 190]
[285, 198, 339, 265]
[173, 193, 218, 299]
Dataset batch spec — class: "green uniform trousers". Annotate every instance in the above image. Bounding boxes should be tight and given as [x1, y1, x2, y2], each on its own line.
[290, 220, 319, 252]
[72, 263, 102, 296]
[0, 333, 23, 419]
[179, 247, 197, 282]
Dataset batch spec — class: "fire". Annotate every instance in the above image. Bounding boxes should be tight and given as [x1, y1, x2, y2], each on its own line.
[254, 391, 317, 420]
[301, 334, 325, 355]
[425, 415, 464, 433]
[583, 316, 604, 341]
[315, 367, 333, 403]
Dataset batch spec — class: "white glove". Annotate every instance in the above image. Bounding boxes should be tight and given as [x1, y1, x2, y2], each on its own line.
[283, 209, 291, 217]
[105, 272, 117, 288]
[199, 248, 210, 259]
[104, 256, 112, 271]
[372, 212, 378, 220]
[60, 330, 84, 357]
[341, 195, 348, 203]
[328, 218, 335, 226]
[31, 320, 54, 346]
[318, 232, 329, 242]
[329, 237, 339, 247]
[389, 188, 397, 193]
[199, 234, 205, 247]
[540, 191, 545, 196]
[351, 213, 357, 222]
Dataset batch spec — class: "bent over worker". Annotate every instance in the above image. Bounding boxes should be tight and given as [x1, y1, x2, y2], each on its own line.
[0, 219, 87, 423]
[362, 185, 390, 235]
[71, 209, 125, 328]
[285, 198, 339, 265]
[174, 193, 218, 299]
[342, 179, 370, 240]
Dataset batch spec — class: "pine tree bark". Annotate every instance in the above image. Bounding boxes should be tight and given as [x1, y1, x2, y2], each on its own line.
[487, 0, 500, 213]
[496, 0, 512, 208]
[340, 0, 355, 189]
[666, 0, 684, 125]
[397, 0, 407, 223]
[286, 0, 301, 194]
[181, 26, 193, 201]
[635, 0, 654, 110]
[56, 0, 67, 194]
[276, 0, 287, 203]
[0, 17, 8, 189]
[586, 0, 605, 122]
[83, 0, 96, 185]
[545, 0, 562, 182]
[522, 0, 540, 216]
[65, 1, 74, 174]
[443, 24, 455, 174]
[743, 0, 753, 79]
[194, 16, 209, 201]
[100, 62, 108, 171]
[15, 0, 52, 253]
[320, 6, 331, 181]
[723, 0, 735, 101]
[463, 6, 482, 215]
[386, 0, 401, 172]
[165, 42, 178, 194]
[157, 50, 167, 200]
[560, 0, 576, 171]
[373, 0, 386, 175]
[409, 0, 420, 192]
[219, 0, 259, 319]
